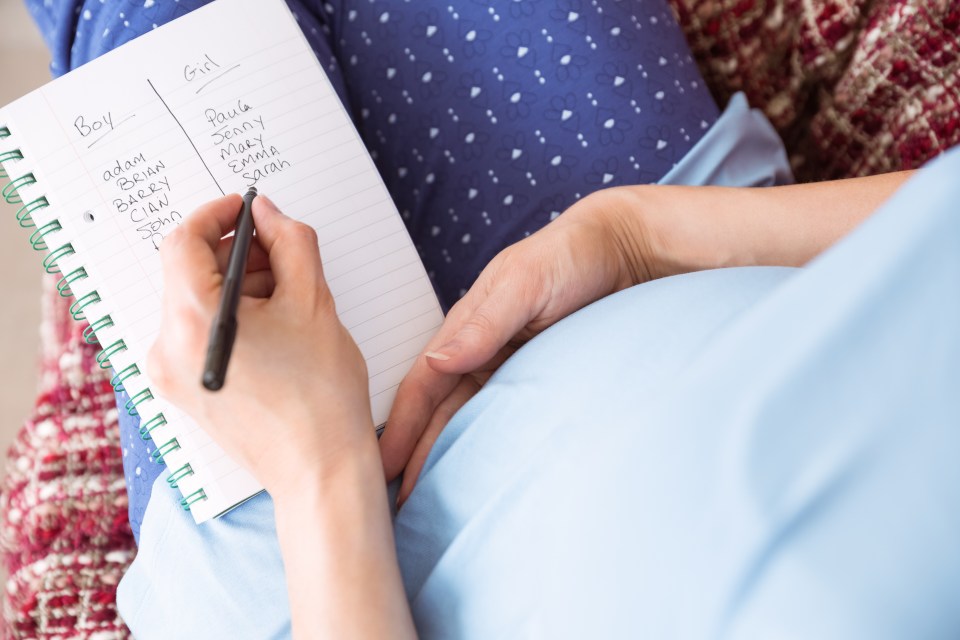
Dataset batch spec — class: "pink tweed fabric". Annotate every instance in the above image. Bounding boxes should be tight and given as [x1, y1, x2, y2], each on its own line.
[803, 0, 960, 179]
[1, 2, 958, 636]
[667, 0, 960, 180]
[668, 0, 866, 133]
[0, 278, 133, 638]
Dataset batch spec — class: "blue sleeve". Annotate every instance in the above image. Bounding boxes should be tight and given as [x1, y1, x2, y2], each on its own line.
[24, 0, 215, 77]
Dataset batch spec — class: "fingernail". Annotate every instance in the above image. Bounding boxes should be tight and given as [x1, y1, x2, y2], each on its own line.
[424, 351, 450, 361]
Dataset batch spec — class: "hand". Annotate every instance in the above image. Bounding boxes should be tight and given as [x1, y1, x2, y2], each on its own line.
[380, 172, 915, 505]
[381, 187, 670, 504]
[147, 194, 376, 498]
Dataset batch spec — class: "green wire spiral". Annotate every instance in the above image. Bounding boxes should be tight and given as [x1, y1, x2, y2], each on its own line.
[3, 172, 35, 205]
[180, 488, 207, 511]
[83, 315, 114, 345]
[56, 266, 88, 298]
[28, 219, 61, 251]
[69, 290, 101, 321]
[139, 413, 168, 442]
[15, 196, 47, 228]
[43, 243, 74, 274]
[166, 463, 194, 489]
[0, 123, 207, 514]
[151, 437, 181, 464]
[124, 388, 154, 416]
[0, 149, 23, 180]
[96, 339, 127, 369]
[110, 363, 139, 393]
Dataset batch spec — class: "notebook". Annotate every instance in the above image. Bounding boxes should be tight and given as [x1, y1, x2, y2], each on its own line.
[0, 0, 443, 524]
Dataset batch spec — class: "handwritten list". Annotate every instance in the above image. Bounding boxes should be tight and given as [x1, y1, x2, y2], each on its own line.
[0, 0, 442, 522]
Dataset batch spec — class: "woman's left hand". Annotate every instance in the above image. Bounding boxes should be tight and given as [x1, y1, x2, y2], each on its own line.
[382, 172, 912, 506]
[147, 194, 376, 498]
[382, 188, 649, 505]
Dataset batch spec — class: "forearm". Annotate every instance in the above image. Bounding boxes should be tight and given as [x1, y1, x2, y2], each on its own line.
[607, 172, 913, 282]
[273, 433, 416, 640]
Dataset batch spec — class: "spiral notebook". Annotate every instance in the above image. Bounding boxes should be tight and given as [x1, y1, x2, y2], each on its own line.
[0, 0, 443, 523]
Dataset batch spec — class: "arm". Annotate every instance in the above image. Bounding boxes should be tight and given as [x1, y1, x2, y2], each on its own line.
[148, 195, 415, 639]
[610, 172, 913, 282]
[382, 172, 914, 500]
[274, 443, 414, 640]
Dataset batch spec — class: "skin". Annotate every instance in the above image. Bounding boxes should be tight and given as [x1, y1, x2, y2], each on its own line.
[381, 171, 913, 505]
[149, 171, 910, 638]
[149, 196, 415, 640]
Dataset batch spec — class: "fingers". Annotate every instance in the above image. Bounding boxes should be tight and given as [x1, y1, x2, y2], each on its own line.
[380, 308, 473, 477]
[241, 270, 276, 298]
[179, 193, 245, 247]
[250, 195, 328, 302]
[425, 279, 537, 374]
[215, 234, 271, 274]
[381, 364, 462, 480]
[382, 263, 540, 480]
[396, 376, 481, 507]
[160, 194, 244, 301]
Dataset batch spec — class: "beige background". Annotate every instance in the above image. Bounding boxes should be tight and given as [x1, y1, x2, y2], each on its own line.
[0, 2, 50, 464]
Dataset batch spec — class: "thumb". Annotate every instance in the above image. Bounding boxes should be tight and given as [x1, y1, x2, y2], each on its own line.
[379, 281, 536, 481]
[426, 283, 536, 373]
[250, 194, 326, 300]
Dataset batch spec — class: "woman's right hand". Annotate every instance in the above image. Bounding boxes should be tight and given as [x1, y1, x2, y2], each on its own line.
[380, 186, 677, 504]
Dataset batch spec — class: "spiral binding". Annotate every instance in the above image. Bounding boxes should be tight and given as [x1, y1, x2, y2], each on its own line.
[43, 243, 75, 273]
[110, 363, 140, 394]
[151, 437, 182, 464]
[180, 489, 207, 511]
[166, 463, 194, 489]
[0, 149, 22, 181]
[0, 122, 207, 514]
[3, 172, 36, 204]
[96, 339, 127, 368]
[16, 196, 47, 228]
[139, 413, 168, 441]
[0, 126, 15, 182]
[56, 266, 87, 298]
[83, 315, 114, 344]
[125, 389, 155, 416]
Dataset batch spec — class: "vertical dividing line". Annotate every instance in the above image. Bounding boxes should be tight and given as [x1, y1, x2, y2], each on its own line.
[146, 78, 224, 195]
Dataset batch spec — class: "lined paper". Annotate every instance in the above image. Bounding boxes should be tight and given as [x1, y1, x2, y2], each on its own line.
[0, 0, 442, 523]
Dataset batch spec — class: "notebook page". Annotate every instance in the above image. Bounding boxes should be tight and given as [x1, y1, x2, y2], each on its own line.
[0, 0, 442, 523]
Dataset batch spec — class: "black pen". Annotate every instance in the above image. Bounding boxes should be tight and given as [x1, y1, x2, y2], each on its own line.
[202, 187, 258, 391]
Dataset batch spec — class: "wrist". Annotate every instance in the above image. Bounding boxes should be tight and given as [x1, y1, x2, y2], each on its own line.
[268, 415, 382, 507]
[271, 430, 387, 576]
[586, 186, 724, 286]
[603, 184, 766, 281]
[269, 420, 414, 639]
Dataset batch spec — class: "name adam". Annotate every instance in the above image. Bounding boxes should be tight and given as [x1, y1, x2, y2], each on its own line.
[102, 152, 166, 192]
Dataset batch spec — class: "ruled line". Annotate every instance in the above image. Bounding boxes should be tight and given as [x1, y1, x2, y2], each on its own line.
[146, 78, 224, 195]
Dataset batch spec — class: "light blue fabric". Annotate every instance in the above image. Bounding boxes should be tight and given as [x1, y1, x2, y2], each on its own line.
[400, 149, 960, 638]
[659, 93, 792, 188]
[118, 114, 960, 637]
